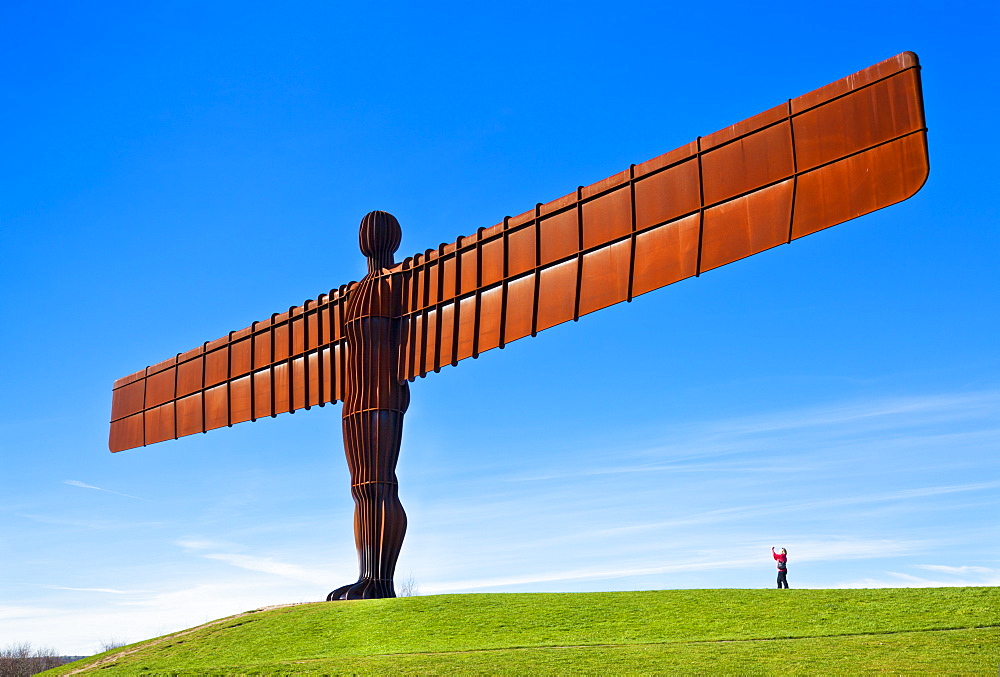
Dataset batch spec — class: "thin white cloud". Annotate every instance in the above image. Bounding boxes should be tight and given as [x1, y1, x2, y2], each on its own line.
[706, 391, 1000, 438]
[15, 513, 162, 530]
[834, 561, 1000, 588]
[568, 481, 1000, 537]
[176, 539, 231, 551]
[0, 605, 58, 622]
[914, 564, 995, 575]
[200, 553, 332, 586]
[63, 480, 149, 501]
[783, 481, 1000, 516]
[40, 585, 144, 594]
[174, 541, 333, 585]
[504, 390, 1000, 481]
[837, 569, 1000, 588]
[508, 460, 815, 482]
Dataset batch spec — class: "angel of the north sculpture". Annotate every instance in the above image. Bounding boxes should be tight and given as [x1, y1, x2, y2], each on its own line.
[109, 52, 928, 600]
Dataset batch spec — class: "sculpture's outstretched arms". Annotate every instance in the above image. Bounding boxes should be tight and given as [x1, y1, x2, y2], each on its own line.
[109, 52, 929, 450]
[394, 52, 928, 381]
[109, 287, 354, 452]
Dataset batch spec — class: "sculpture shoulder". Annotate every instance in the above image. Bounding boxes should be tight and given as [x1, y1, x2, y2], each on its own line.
[346, 271, 403, 320]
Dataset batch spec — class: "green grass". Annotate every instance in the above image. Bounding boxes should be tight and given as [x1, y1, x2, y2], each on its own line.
[47, 588, 999, 675]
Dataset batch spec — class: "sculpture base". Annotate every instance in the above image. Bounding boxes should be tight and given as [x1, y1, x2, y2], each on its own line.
[326, 578, 397, 601]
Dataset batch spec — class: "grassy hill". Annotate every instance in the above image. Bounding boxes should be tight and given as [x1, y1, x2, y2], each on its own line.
[47, 588, 999, 674]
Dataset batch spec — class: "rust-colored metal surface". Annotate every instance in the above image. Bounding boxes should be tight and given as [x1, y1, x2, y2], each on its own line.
[108, 52, 929, 598]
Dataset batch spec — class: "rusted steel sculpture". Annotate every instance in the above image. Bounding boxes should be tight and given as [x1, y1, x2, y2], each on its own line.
[332, 211, 410, 601]
[108, 53, 929, 599]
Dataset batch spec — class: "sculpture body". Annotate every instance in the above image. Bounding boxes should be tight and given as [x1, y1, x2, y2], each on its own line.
[331, 212, 409, 600]
[106, 53, 930, 600]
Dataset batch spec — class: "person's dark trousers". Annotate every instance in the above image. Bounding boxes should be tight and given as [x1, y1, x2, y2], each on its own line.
[777, 571, 789, 588]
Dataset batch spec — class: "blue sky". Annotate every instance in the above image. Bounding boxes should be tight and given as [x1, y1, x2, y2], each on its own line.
[2, 0, 998, 656]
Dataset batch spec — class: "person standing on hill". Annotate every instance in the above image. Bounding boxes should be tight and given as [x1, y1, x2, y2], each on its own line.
[772, 547, 789, 588]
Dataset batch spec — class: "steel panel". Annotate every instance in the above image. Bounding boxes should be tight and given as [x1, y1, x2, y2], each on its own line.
[507, 223, 536, 277]
[700, 180, 794, 273]
[632, 214, 700, 297]
[477, 285, 503, 354]
[176, 393, 203, 437]
[634, 160, 700, 231]
[176, 357, 203, 398]
[536, 258, 578, 332]
[460, 245, 478, 296]
[579, 238, 631, 317]
[204, 348, 227, 387]
[480, 238, 504, 287]
[701, 121, 794, 205]
[503, 273, 535, 344]
[701, 103, 788, 150]
[108, 413, 143, 452]
[230, 376, 252, 424]
[144, 402, 174, 445]
[255, 327, 274, 368]
[292, 356, 307, 411]
[253, 369, 272, 418]
[540, 209, 578, 266]
[582, 186, 632, 250]
[144, 367, 175, 409]
[307, 351, 322, 407]
[203, 384, 228, 431]
[442, 256, 458, 307]
[231, 338, 251, 377]
[272, 363, 290, 415]
[421, 308, 439, 375]
[438, 302, 456, 368]
[790, 51, 919, 114]
[456, 295, 477, 362]
[111, 379, 145, 420]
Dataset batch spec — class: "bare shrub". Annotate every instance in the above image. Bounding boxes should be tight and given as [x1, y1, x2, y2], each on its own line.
[397, 574, 419, 597]
[99, 638, 128, 652]
[0, 642, 66, 677]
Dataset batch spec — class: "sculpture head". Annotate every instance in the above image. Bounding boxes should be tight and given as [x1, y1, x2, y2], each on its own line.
[359, 211, 401, 271]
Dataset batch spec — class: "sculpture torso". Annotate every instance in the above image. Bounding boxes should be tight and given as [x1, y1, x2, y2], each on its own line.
[343, 270, 410, 418]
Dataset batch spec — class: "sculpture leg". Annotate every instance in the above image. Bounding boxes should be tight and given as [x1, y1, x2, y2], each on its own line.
[329, 407, 407, 600]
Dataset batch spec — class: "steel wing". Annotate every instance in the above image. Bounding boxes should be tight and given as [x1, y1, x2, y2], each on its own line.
[393, 51, 928, 380]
